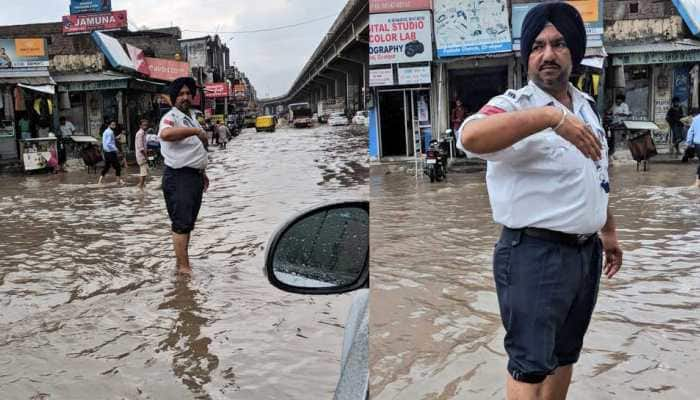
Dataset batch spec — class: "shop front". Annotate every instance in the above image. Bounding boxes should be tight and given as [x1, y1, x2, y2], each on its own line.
[607, 40, 700, 138]
[376, 84, 431, 157]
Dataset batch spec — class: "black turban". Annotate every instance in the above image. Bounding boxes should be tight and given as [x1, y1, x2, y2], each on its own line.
[169, 77, 197, 104]
[521, 2, 587, 70]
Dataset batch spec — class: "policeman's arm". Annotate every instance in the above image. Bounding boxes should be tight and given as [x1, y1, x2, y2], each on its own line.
[461, 106, 602, 160]
[159, 127, 201, 142]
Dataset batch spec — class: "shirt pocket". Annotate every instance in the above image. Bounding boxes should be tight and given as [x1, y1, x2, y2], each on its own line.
[515, 131, 584, 174]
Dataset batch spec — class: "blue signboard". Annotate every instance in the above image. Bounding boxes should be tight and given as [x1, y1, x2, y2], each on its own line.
[673, 65, 691, 107]
[91, 31, 134, 71]
[70, 0, 112, 15]
[672, 0, 700, 37]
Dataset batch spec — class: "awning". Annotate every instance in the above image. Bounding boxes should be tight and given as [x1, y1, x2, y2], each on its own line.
[672, 0, 700, 37]
[0, 69, 54, 85]
[54, 71, 131, 92]
[18, 83, 55, 95]
[608, 39, 700, 66]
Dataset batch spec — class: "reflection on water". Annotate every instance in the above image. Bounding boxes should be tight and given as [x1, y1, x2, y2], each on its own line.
[0, 125, 367, 399]
[370, 163, 700, 400]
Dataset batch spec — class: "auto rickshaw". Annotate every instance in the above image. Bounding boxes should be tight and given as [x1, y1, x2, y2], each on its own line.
[255, 115, 276, 132]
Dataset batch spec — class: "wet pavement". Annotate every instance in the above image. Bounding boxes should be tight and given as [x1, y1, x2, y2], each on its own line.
[0, 123, 368, 400]
[370, 162, 700, 400]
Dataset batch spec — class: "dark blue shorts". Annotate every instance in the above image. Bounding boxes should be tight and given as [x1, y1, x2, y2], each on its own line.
[493, 227, 602, 383]
[162, 166, 205, 234]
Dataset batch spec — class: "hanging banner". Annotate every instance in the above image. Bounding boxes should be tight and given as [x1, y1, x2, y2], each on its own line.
[434, 0, 512, 57]
[370, 11, 433, 65]
[370, 0, 433, 13]
[512, 1, 603, 50]
[674, 65, 691, 106]
[398, 65, 431, 85]
[0, 38, 49, 68]
[204, 83, 229, 98]
[369, 68, 395, 86]
[63, 10, 128, 35]
[70, 0, 112, 14]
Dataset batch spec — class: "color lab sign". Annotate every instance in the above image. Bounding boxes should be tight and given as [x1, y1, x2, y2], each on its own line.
[369, 11, 433, 65]
[62, 10, 127, 34]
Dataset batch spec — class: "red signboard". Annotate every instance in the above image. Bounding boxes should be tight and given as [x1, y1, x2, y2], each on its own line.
[144, 58, 190, 81]
[204, 83, 229, 98]
[62, 10, 127, 34]
[369, 0, 432, 13]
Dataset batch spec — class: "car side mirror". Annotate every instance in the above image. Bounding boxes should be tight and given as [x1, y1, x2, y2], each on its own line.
[265, 201, 369, 295]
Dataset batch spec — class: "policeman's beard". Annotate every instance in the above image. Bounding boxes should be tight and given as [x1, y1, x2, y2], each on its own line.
[529, 64, 572, 95]
[176, 99, 191, 114]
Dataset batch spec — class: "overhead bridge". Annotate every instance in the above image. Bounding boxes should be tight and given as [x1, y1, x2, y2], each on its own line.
[259, 0, 368, 116]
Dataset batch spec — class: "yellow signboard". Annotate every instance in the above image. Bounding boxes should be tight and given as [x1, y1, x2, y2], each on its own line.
[15, 38, 46, 57]
[567, 0, 599, 23]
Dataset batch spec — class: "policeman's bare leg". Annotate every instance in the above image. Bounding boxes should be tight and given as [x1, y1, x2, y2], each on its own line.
[506, 375, 540, 400]
[542, 365, 573, 400]
[172, 232, 191, 274]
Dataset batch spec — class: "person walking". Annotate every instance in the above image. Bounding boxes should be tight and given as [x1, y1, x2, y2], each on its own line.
[97, 120, 124, 185]
[457, 3, 622, 399]
[666, 97, 685, 156]
[217, 120, 229, 149]
[134, 119, 149, 190]
[158, 77, 209, 276]
[684, 108, 700, 187]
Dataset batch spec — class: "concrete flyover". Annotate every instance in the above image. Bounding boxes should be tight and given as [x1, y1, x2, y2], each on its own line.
[260, 0, 368, 116]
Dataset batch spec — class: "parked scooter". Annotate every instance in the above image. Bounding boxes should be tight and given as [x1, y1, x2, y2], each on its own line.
[424, 139, 447, 182]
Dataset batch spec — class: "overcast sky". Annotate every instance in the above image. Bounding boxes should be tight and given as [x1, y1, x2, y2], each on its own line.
[0, 0, 349, 97]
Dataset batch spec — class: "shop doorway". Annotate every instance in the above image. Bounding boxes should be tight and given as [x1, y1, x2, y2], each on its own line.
[378, 91, 406, 157]
[449, 66, 509, 119]
[378, 88, 431, 158]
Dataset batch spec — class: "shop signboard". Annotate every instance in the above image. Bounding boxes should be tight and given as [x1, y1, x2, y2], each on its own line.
[63, 10, 128, 34]
[433, 0, 512, 57]
[205, 83, 229, 98]
[370, 11, 433, 65]
[673, 65, 691, 106]
[370, 67, 395, 86]
[672, 0, 700, 37]
[612, 50, 700, 66]
[127, 44, 191, 81]
[70, 0, 112, 14]
[511, 1, 603, 50]
[370, 0, 433, 13]
[398, 65, 431, 85]
[0, 38, 49, 68]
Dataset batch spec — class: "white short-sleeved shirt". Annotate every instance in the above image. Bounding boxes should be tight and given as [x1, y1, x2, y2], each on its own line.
[457, 81, 609, 234]
[158, 107, 208, 170]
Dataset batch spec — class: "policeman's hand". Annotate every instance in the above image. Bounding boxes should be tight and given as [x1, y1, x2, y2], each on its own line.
[196, 128, 208, 142]
[203, 173, 209, 193]
[551, 107, 603, 161]
[600, 230, 622, 279]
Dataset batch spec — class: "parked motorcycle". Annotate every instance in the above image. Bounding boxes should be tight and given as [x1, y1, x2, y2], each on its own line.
[424, 139, 447, 182]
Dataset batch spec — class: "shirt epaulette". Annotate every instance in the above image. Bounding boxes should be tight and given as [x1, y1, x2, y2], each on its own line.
[505, 86, 533, 102]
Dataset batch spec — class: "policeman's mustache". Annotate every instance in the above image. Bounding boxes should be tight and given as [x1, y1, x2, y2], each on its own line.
[540, 62, 560, 70]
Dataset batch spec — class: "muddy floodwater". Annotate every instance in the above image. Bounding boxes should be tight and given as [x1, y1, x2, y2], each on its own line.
[0, 124, 367, 399]
[370, 162, 700, 400]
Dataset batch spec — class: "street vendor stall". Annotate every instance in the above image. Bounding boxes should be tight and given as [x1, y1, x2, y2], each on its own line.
[19, 136, 56, 172]
[621, 120, 661, 171]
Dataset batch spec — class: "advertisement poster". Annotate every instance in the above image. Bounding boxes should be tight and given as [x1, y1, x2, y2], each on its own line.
[63, 10, 127, 34]
[398, 65, 431, 85]
[433, 0, 512, 57]
[370, 11, 433, 65]
[673, 65, 691, 107]
[512, 1, 603, 49]
[370, 0, 433, 13]
[0, 38, 49, 68]
[70, 0, 112, 14]
[369, 68, 395, 86]
[204, 83, 229, 98]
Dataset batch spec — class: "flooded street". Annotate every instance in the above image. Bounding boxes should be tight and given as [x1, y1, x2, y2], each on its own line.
[0, 124, 368, 400]
[370, 162, 700, 400]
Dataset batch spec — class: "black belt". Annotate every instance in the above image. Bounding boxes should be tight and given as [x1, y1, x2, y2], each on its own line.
[512, 227, 596, 246]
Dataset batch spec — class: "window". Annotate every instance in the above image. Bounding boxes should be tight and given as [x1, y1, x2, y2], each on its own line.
[629, 2, 639, 14]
